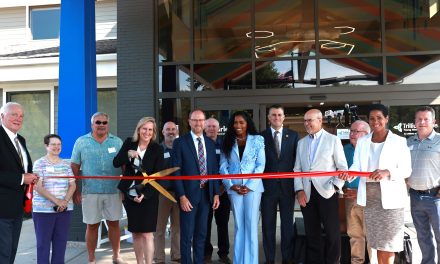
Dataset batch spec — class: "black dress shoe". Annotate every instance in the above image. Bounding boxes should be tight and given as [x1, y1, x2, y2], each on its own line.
[218, 255, 231, 264]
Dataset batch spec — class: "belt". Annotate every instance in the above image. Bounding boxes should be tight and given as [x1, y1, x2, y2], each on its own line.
[410, 186, 439, 195]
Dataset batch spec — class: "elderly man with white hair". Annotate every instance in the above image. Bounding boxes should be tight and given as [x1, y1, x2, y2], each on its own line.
[0, 102, 39, 264]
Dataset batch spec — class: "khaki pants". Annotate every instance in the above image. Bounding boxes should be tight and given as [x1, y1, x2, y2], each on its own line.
[154, 192, 180, 262]
[345, 198, 376, 264]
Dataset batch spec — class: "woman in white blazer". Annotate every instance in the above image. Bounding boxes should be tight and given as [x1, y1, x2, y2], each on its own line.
[220, 111, 265, 264]
[341, 104, 411, 264]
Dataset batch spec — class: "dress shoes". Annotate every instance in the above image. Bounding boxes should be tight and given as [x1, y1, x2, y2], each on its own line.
[218, 255, 231, 264]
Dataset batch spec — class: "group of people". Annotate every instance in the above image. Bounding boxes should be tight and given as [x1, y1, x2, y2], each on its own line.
[0, 101, 439, 264]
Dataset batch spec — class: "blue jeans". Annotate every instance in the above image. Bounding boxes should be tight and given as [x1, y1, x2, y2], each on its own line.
[410, 189, 440, 264]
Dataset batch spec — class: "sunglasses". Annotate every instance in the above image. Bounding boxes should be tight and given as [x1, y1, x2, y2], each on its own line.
[95, 121, 108, 125]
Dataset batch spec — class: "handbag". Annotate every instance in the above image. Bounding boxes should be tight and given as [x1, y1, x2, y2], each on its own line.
[394, 232, 412, 264]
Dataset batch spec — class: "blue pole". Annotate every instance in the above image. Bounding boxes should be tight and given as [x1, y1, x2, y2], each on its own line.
[58, 0, 97, 158]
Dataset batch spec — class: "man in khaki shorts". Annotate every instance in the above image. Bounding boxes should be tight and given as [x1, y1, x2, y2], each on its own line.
[71, 112, 125, 264]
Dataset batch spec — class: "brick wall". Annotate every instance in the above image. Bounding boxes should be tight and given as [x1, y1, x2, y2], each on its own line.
[117, 0, 155, 139]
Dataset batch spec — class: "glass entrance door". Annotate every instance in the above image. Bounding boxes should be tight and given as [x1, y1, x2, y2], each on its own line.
[195, 99, 260, 140]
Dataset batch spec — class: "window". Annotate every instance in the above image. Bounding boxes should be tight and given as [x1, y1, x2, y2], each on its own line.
[98, 89, 117, 135]
[30, 7, 61, 40]
[7, 91, 51, 161]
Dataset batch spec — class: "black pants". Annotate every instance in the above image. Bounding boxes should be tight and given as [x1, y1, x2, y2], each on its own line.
[261, 181, 295, 262]
[0, 215, 23, 264]
[301, 184, 341, 264]
[205, 191, 231, 257]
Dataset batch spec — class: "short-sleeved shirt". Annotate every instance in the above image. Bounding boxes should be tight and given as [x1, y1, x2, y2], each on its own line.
[71, 133, 122, 194]
[407, 130, 440, 190]
[343, 143, 360, 189]
[32, 157, 75, 212]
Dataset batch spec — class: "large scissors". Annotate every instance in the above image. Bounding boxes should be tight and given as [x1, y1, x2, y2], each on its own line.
[130, 159, 179, 203]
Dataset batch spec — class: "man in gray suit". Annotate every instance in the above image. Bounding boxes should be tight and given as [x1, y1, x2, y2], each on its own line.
[294, 109, 348, 264]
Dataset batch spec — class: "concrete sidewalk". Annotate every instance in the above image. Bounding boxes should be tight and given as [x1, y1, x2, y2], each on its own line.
[16, 211, 422, 264]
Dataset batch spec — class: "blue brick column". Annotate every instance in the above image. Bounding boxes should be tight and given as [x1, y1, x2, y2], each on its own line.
[58, 0, 97, 241]
[58, 0, 97, 159]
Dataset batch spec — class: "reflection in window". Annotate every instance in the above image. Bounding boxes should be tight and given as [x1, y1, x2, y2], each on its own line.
[98, 89, 117, 135]
[256, 60, 316, 89]
[158, 0, 191, 62]
[385, 1, 440, 52]
[318, 0, 381, 55]
[254, 0, 315, 58]
[30, 7, 60, 40]
[194, 63, 252, 91]
[158, 98, 191, 135]
[386, 55, 440, 84]
[320, 57, 382, 86]
[8, 91, 50, 161]
[194, 0, 252, 61]
[159, 65, 191, 92]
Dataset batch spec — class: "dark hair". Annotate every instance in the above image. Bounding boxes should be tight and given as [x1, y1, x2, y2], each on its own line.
[368, 103, 389, 118]
[268, 104, 284, 112]
[415, 106, 436, 119]
[222, 111, 258, 158]
[44, 134, 62, 145]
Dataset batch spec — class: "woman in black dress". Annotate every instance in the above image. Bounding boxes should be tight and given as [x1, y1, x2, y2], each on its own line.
[113, 117, 164, 264]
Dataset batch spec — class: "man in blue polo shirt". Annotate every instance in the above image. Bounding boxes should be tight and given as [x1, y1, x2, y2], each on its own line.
[71, 112, 124, 264]
[343, 120, 371, 264]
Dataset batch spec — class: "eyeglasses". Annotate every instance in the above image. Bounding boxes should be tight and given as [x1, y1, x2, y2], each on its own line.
[350, 130, 367, 134]
[190, 119, 205, 123]
[95, 121, 108, 125]
[304, 118, 319, 123]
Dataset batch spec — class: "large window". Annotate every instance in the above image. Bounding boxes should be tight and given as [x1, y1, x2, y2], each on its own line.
[157, 0, 440, 93]
[7, 91, 51, 161]
[30, 6, 60, 40]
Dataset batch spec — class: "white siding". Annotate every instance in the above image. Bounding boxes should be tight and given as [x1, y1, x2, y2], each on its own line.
[0, 7, 26, 44]
[96, 0, 116, 39]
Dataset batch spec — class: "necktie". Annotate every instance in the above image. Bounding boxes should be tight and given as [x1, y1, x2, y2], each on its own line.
[274, 131, 281, 158]
[14, 137, 24, 170]
[197, 137, 207, 185]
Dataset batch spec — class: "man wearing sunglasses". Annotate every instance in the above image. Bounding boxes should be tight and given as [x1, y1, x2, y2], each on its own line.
[71, 112, 125, 264]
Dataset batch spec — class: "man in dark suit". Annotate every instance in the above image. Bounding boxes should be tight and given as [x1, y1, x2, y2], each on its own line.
[0, 102, 39, 264]
[261, 104, 299, 264]
[172, 109, 220, 264]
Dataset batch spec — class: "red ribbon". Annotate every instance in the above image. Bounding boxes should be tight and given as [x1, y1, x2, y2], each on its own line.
[44, 171, 370, 181]
[23, 184, 33, 213]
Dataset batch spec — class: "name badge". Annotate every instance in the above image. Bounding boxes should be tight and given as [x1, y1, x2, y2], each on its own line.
[216, 149, 221, 155]
[46, 166, 55, 173]
[164, 152, 170, 158]
[108, 147, 116, 153]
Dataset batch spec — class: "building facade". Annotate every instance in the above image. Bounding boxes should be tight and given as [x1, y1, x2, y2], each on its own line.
[118, 0, 440, 140]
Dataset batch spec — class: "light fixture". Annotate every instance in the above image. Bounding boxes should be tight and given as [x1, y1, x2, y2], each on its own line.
[246, 31, 274, 39]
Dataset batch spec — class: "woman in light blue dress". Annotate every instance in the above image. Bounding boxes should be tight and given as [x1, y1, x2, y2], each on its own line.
[220, 111, 265, 264]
